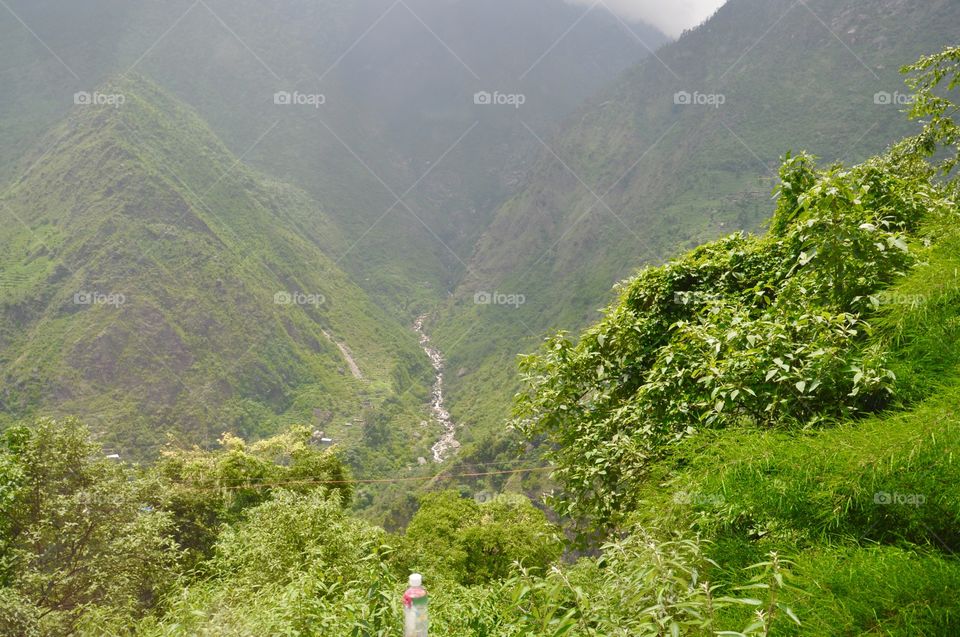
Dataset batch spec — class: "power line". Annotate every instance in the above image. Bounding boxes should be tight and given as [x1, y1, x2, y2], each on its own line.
[174, 466, 553, 492]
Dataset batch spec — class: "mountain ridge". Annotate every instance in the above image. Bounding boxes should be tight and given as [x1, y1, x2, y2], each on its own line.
[0, 74, 433, 460]
[0, 0, 667, 319]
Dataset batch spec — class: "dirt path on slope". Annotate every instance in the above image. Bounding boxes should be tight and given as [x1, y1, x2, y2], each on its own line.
[321, 329, 363, 380]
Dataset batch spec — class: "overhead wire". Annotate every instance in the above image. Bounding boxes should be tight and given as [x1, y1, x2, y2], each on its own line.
[172, 465, 554, 492]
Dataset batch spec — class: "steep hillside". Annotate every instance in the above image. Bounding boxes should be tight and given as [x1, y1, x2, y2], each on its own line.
[0, 0, 665, 313]
[434, 0, 960, 444]
[0, 75, 433, 460]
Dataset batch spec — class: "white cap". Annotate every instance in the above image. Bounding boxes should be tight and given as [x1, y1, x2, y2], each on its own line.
[409, 573, 422, 587]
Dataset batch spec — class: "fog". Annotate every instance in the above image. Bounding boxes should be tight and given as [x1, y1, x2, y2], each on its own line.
[565, 0, 728, 37]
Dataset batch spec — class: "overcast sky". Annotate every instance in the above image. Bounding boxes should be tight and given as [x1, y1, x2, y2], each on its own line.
[566, 0, 728, 38]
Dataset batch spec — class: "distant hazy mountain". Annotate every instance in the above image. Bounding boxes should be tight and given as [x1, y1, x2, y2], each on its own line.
[0, 0, 665, 312]
[0, 76, 430, 459]
[433, 0, 960, 440]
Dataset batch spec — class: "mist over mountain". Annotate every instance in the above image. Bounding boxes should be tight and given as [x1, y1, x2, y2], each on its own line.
[0, 0, 665, 310]
[0, 0, 664, 453]
[565, 0, 728, 37]
[0, 75, 433, 460]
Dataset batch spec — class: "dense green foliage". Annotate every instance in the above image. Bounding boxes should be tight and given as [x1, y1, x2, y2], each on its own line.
[151, 426, 354, 567]
[0, 419, 176, 635]
[0, 419, 798, 636]
[512, 46, 960, 534]
[2, 28, 960, 637]
[513, 145, 953, 529]
[401, 490, 562, 586]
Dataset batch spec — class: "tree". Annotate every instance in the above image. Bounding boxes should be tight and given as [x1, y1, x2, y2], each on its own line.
[903, 45, 960, 179]
[0, 418, 176, 635]
[213, 489, 385, 588]
[151, 425, 353, 567]
[404, 490, 562, 585]
[512, 46, 960, 535]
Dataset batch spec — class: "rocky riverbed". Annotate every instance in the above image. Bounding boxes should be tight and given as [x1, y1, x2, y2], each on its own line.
[414, 314, 459, 462]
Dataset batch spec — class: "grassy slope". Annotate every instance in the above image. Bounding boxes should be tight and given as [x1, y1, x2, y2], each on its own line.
[621, 226, 960, 634]
[0, 75, 435, 462]
[434, 0, 960, 446]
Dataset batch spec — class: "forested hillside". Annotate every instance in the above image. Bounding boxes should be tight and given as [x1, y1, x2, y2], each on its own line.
[1, 43, 957, 636]
[434, 0, 960, 447]
[0, 0, 667, 477]
[0, 75, 432, 462]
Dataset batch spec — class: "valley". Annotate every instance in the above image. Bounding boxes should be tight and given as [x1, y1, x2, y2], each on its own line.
[434, 0, 960, 453]
[0, 2, 958, 634]
[0, 0, 665, 467]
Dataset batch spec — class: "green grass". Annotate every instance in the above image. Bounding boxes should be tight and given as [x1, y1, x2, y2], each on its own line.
[595, 223, 960, 634]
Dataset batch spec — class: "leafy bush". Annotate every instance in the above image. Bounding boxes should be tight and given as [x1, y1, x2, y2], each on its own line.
[150, 426, 352, 566]
[424, 532, 799, 637]
[213, 489, 385, 588]
[513, 143, 954, 531]
[402, 490, 563, 585]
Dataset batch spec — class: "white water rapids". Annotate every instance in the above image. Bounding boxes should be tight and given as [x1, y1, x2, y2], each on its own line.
[414, 314, 460, 462]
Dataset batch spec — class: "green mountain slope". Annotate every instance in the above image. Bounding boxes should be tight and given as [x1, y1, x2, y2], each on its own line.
[0, 0, 665, 315]
[0, 75, 433, 459]
[434, 0, 960, 445]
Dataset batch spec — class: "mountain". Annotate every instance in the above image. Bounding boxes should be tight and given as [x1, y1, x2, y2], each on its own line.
[0, 0, 666, 315]
[0, 75, 432, 460]
[3, 50, 957, 632]
[433, 0, 960, 443]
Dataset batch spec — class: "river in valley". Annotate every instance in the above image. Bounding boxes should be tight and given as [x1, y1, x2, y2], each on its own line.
[413, 314, 459, 462]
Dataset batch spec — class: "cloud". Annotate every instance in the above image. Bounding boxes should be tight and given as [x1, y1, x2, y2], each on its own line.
[567, 0, 728, 38]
